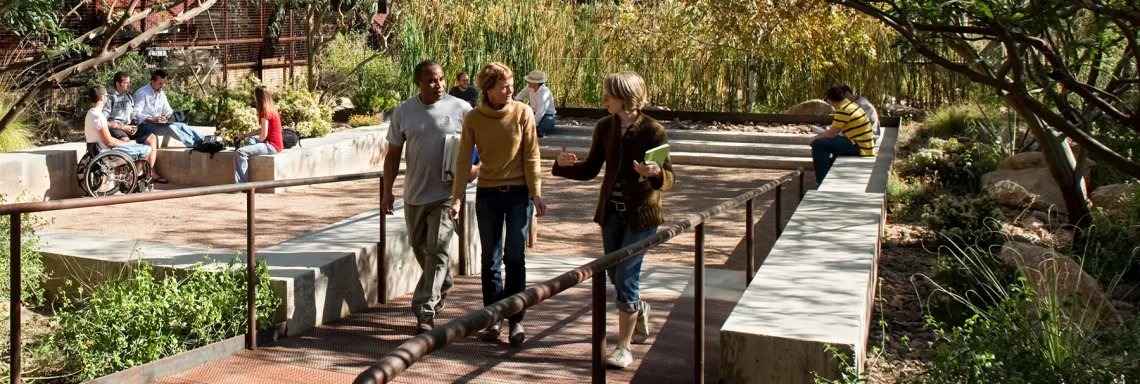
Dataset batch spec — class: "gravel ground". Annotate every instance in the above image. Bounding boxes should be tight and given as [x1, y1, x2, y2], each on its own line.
[38, 161, 813, 269]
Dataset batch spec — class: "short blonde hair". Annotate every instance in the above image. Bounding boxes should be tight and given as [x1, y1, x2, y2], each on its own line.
[478, 62, 514, 103]
[604, 71, 649, 112]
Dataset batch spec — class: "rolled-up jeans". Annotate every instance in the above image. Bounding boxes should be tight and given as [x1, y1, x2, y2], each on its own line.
[136, 121, 204, 148]
[234, 136, 277, 183]
[601, 205, 658, 313]
[537, 113, 556, 136]
[476, 185, 533, 324]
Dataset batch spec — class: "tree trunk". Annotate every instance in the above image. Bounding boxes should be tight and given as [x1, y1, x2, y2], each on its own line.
[1005, 95, 1091, 228]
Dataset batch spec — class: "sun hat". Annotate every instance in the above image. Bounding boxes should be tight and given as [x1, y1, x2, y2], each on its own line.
[524, 70, 548, 84]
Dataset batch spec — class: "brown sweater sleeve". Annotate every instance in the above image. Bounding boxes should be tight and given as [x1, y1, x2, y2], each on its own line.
[451, 117, 476, 204]
[521, 110, 542, 198]
[552, 118, 607, 180]
[648, 124, 675, 192]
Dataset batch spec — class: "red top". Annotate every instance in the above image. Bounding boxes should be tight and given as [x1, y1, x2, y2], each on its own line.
[264, 113, 283, 152]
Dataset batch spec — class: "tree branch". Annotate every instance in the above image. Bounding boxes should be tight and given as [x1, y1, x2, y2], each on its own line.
[101, 0, 142, 55]
[0, 0, 219, 135]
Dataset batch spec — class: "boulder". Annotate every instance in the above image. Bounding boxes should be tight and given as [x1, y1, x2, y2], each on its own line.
[998, 151, 1049, 171]
[1090, 184, 1134, 212]
[1000, 242, 1123, 330]
[982, 168, 1066, 210]
[783, 99, 834, 116]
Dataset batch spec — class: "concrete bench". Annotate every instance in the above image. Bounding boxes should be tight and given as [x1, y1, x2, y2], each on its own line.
[720, 190, 884, 383]
[817, 126, 898, 194]
[35, 186, 480, 336]
[0, 142, 87, 200]
[154, 123, 387, 191]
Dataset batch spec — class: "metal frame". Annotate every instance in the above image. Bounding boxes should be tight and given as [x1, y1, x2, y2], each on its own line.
[352, 168, 806, 384]
[2, 171, 386, 384]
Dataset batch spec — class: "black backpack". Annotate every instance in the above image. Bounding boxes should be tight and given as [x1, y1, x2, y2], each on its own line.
[282, 129, 300, 149]
[192, 135, 226, 158]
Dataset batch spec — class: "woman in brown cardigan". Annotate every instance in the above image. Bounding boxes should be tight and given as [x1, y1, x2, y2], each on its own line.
[552, 71, 674, 368]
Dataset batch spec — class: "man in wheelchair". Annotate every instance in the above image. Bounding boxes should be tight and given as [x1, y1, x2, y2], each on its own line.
[81, 85, 159, 196]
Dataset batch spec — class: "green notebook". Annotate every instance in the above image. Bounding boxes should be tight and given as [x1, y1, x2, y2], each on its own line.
[641, 143, 670, 181]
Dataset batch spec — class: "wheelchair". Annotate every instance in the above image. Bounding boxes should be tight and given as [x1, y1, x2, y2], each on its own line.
[76, 143, 152, 197]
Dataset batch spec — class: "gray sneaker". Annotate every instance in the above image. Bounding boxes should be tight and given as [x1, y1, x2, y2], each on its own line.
[632, 301, 650, 344]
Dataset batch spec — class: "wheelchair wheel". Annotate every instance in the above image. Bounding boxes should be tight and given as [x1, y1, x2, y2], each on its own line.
[83, 151, 139, 197]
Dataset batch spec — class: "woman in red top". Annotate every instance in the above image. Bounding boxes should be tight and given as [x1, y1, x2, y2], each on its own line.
[234, 86, 284, 183]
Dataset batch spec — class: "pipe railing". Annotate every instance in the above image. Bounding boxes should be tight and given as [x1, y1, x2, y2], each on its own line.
[3, 171, 386, 384]
[353, 168, 805, 384]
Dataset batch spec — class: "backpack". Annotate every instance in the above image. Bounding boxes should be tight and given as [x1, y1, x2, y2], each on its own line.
[191, 135, 226, 158]
[282, 129, 300, 149]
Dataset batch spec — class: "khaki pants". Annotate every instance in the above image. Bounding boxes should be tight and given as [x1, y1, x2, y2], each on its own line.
[405, 198, 456, 318]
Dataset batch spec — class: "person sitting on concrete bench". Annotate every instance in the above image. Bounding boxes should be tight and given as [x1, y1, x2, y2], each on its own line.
[85, 85, 160, 181]
[810, 86, 874, 184]
[840, 84, 880, 141]
[234, 86, 284, 184]
[133, 69, 204, 148]
[104, 71, 167, 184]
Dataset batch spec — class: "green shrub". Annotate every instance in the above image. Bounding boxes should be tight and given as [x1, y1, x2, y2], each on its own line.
[1073, 183, 1140, 283]
[278, 87, 333, 137]
[319, 33, 404, 101]
[920, 104, 978, 139]
[922, 193, 1003, 248]
[166, 90, 197, 113]
[0, 196, 48, 306]
[50, 258, 281, 381]
[351, 88, 400, 116]
[896, 137, 1001, 195]
[85, 52, 149, 93]
[213, 97, 259, 139]
[918, 287, 1140, 383]
[886, 172, 937, 224]
[349, 114, 383, 127]
[0, 121, 33, 153]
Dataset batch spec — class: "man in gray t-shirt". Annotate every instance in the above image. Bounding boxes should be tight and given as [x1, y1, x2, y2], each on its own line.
[382, 60, 474, 333]
[841, 85, 880, 139]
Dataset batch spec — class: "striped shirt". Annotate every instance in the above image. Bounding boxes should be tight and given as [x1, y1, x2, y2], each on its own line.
[831, 99, 875, 156]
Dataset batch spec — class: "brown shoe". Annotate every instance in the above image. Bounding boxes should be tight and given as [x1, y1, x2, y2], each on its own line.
[480, 321, 502, 341]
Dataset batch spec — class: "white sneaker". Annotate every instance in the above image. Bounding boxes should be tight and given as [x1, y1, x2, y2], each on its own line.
[605, 346, 633, 369]
[632, 301, 651, 344]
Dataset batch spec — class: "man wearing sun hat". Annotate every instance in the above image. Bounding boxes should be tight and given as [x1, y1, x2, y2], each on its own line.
[514, 69, 558, 137]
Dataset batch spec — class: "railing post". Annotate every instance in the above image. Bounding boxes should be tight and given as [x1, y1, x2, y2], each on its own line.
[694, 223, 705, 384]
[379, 182, 388, 304]
[10, 213, 22, 384]
[246, 188, 257, 350]
[745, 198, 755, 286]
[775, 185, 784, 236]
[592, 273, 606, 383]
[798, 170, 805, 200]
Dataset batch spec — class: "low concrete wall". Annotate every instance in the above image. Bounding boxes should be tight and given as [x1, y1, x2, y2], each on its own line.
[35, 186, 480, 337]
[0, 124, 387, 201]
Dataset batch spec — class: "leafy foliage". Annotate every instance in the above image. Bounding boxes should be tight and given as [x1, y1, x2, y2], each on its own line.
[348, 114, 382, 128]
[0, 196, 48, 306]
[351, 88, 399, 116]
[49, 258, 281, 381]
[1073, 183, 1140, 283]
[277, 87, 333, 137]
[922, 194, 1003, 248]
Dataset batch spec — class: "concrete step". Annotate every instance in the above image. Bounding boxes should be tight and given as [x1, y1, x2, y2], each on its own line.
[540, 145, 813, 170]
[540, 135, 812, 157]
[549, 125, 812, 145]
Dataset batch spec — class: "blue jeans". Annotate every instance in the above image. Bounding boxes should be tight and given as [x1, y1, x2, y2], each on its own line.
[234, 141, 278, 183]
[810, 135, 860, 184]
[110, 144, 151, 160]
[601, 206, 658, 313]
[137, 122, 204, 148]
[476, 186, 534, 324]
[537, 113, 556, 136]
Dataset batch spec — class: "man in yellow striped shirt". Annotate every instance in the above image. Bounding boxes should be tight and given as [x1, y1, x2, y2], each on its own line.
[809, 86, 875, 184]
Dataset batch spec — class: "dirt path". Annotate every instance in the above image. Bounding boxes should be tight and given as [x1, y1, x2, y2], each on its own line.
[38, 161, 812, 269]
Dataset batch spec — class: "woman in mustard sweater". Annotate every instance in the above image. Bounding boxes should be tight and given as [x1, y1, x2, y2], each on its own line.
[450, 62, 547, 347]
[552, 71, 674, 368]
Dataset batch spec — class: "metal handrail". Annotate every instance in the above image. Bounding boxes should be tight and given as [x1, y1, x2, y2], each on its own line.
[353, 168, 805, 384]
[4, 171, 388, 384]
